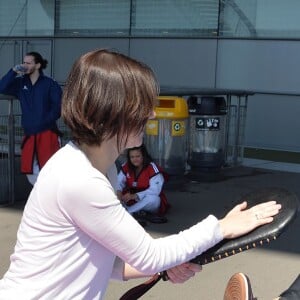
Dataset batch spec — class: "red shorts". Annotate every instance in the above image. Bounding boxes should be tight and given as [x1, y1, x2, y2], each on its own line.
[21, 130, 60, 174]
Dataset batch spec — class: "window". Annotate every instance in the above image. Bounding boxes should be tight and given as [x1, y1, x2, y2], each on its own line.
[0, 0, 54, 37]
[131, 0, 219, 37]
[54, 0, 219, 38]
[220, 0, 300, 38]
[55, 0, 131, 36]
[2, 0, 300, 39]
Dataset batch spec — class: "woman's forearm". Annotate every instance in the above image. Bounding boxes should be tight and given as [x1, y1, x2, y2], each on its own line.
[123, 263, 151, 280]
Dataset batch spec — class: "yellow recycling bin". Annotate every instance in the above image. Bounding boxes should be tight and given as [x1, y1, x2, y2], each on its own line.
[144, 96, 189, 176]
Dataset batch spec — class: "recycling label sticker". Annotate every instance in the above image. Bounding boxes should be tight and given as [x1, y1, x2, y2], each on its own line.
[172, 120, 185, 136]
[146, 120, 158, 135]
[195, 117, 220, 130]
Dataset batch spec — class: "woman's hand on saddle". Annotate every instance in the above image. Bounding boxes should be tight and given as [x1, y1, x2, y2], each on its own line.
[219, 200, 281, 239]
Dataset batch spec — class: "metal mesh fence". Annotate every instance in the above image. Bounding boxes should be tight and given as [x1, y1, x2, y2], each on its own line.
[225, 97, 247, 166]
[0, 95, 247, 205]
[0, 98, 22, 205]
[0, 113, 9, 204]
[0, 98, 71, 205]
[57, 118, 72, 147]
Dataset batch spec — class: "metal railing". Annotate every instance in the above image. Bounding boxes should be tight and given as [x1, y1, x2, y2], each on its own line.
[0, 90, 249, 205]
[0, 94, 18, 205]
[0, 94, 71, 206]
[160, 87, 252, 167]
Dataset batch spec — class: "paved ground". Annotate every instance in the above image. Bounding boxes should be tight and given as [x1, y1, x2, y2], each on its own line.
[1, 165, 299, 299]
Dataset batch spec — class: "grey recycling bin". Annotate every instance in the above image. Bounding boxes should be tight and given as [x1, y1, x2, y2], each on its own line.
[187, 96, 227, 173]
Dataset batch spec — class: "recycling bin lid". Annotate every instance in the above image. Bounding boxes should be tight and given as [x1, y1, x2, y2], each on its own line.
[155, 96, 189, 119]
[188, 96, 227, 115]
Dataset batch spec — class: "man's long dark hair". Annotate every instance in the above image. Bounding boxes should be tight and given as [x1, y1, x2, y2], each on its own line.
[126, 144, 153, 171]
[26, 51, 48, 69]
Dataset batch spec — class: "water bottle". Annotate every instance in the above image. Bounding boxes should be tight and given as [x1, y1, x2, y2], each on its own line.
[15, 64, 27, 72]
[14, 64, 28, 77]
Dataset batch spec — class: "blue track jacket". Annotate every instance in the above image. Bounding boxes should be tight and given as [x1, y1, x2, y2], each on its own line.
[0, 69, 62, 135]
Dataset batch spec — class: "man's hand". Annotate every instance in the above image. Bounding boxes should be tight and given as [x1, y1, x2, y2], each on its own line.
[122, 192, 137, 203]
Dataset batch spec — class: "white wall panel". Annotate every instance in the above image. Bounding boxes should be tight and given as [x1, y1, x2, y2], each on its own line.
[244, 93, 300, 152]
[216, 39, 300, 94]
[53, 38, 130, 83]
[130, 39, 217, 87]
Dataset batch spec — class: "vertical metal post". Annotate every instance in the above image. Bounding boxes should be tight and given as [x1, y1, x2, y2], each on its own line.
[224, 94, 231, 165]
[239, 95, 248, 164]
[233, 96, 241, 166]
[7, 98, 15, 205]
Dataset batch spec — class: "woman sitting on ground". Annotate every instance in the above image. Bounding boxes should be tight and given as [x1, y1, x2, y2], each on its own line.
[116, 144, 169, 217]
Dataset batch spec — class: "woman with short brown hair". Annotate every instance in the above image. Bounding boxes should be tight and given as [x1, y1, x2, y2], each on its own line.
[0, 49, 281, 300]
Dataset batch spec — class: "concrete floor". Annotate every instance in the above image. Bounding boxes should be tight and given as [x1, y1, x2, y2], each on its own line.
[1, 164, 299, 299]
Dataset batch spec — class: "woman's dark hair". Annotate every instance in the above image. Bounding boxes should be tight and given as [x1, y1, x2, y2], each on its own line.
[126, 144, 153, 170]
[62, 49, 159, 150]
[26, 51, 48, 69]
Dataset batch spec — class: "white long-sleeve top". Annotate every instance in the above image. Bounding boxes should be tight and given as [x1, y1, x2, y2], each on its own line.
[0, 142, 223, 300]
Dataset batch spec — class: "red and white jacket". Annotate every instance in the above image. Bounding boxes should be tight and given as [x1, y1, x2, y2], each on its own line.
[117, 162, 170, 215]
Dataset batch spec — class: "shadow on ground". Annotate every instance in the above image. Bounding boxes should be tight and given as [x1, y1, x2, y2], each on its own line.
[148, 166, 300, 256]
